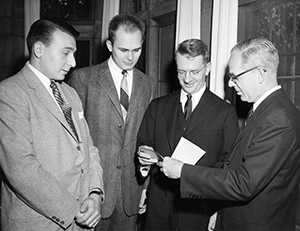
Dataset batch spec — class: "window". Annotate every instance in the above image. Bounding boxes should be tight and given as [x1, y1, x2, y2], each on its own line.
[239, 0, 300, 111]
[41, 0, 92, 22]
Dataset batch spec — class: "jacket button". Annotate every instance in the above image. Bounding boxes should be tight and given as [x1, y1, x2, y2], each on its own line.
[60, 221, 65, 225]
[81, 169, 84, 173]
[118, 124, 122, 128]
[116, 166, 121, 169]
[226, 160, 230, 165]
[76, 146, 81, 151]
[52, 216, 56, 220]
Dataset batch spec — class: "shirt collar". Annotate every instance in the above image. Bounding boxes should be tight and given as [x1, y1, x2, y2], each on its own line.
[253, 85, 281, 111]
[108, 56, 133, 78]
[180, 84, 206, 110]
[27, 61, 51, 90]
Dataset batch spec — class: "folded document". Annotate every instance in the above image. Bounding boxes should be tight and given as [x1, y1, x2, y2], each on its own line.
[172, 137, 206, 165]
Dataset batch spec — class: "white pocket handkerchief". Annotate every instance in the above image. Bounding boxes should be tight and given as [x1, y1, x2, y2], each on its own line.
[78, 111, 84, 119]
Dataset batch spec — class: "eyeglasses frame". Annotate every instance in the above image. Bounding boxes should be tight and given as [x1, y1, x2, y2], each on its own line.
[228, 66, 265, 82]
[177, 64, 207, 78]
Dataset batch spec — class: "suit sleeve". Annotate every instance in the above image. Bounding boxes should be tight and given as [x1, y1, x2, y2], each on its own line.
[180, 108, 298, 201]
[72, 88, 105, 196]
[0, 84, 79, 228]
[212, 106, 239, 169]
[137, 100, 157, 148]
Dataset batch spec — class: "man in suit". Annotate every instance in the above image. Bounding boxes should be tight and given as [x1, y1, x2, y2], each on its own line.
[0, 19, 104, 230]
[68, 14, 157, 230]
[160, 37, 300, 231]
[137, 39, 239, 231]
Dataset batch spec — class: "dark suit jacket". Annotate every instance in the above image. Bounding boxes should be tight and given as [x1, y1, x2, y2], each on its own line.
[181, 89, 300, 231]
[0, 64, 104, 230]
[138, 89, 239, 230]
[68, 60, 157, 218]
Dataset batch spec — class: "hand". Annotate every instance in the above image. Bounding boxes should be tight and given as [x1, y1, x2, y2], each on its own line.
[160, 157, 184, 179]
[138, 145, 162, 165]
[75, 194, 102, 228]
[207, 212, 217, 231]
[138, 189, 147, 214]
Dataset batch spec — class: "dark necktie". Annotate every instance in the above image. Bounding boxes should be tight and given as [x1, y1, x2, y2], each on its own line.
[244, 107, 253, 127]
[50, 81, 79, 141]
[184, 94, 192, 120]
[120, 70, 129, 111]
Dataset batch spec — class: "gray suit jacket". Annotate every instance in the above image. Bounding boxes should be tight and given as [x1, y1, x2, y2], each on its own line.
[0, 64, 104, 231]
[68, 60, 157, 217]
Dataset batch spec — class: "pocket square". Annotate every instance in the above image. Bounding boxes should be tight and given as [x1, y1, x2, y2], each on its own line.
[78, 111, 84, 119]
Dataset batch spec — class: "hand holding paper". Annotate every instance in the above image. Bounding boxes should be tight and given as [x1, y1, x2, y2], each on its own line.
[161, 137, 206, 179]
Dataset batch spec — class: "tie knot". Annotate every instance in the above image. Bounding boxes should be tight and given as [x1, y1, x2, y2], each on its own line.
[187, 94, 192, 100]
[50, 80, 57, 89]
[122, 70, 127, 76]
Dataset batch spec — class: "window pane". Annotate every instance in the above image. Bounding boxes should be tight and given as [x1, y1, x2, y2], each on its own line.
[240, 0, 300, 77]
[41, 0, 92, 21]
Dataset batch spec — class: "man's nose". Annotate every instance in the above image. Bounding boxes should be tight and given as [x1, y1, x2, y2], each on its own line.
[68, 54, 76, 68]
[127, 52, 133, 61]
[184, 72, 192, 82]
[228, 78, 235, 88]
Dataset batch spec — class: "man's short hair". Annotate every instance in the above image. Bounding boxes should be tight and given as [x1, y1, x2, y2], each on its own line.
[175, 39, 209, 63]
[108, 14, 145, 43]
[231, 37, 279, 74]
[26, 19, 79, 55]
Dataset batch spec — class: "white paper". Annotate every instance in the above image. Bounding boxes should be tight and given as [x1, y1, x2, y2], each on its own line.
[171, 137, 206, 165]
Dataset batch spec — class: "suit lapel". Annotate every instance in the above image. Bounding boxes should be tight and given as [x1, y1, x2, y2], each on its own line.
[164, 92, 181, 151]
[57, 83, 81, 142]
[184, 89, 213, 137]
[94, 62, 124, 120]
[125, 69, 143, 122]
[22, 66, 77, 141]
[228, 89, 284, 156]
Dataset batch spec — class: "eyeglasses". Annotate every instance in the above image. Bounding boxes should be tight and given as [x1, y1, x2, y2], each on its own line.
[177, 64, 206, 78]
[228, 66, 264, 82]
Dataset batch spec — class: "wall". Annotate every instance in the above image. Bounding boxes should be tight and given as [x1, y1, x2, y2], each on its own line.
[0, 0, 25, 82]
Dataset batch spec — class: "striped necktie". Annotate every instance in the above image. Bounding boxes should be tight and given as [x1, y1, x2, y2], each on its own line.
[120, 70, 129, 111]
[50, 81, 79, 141]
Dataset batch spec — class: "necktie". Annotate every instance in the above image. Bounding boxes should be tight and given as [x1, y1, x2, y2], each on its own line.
[50, 81, 79, 141]
[244, 107, 253, 127]
[184, 94, 192, 120]
[120, 70, 129, 111]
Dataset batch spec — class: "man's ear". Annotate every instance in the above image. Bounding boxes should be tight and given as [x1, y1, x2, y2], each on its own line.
[205, 62, 211, 76]
[33, 42, 44, 58]
[257, 68, 266, 84]
[106, 40, 113, 52]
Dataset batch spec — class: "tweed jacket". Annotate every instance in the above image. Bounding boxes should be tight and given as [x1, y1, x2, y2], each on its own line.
[68, 59, 157, 217]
